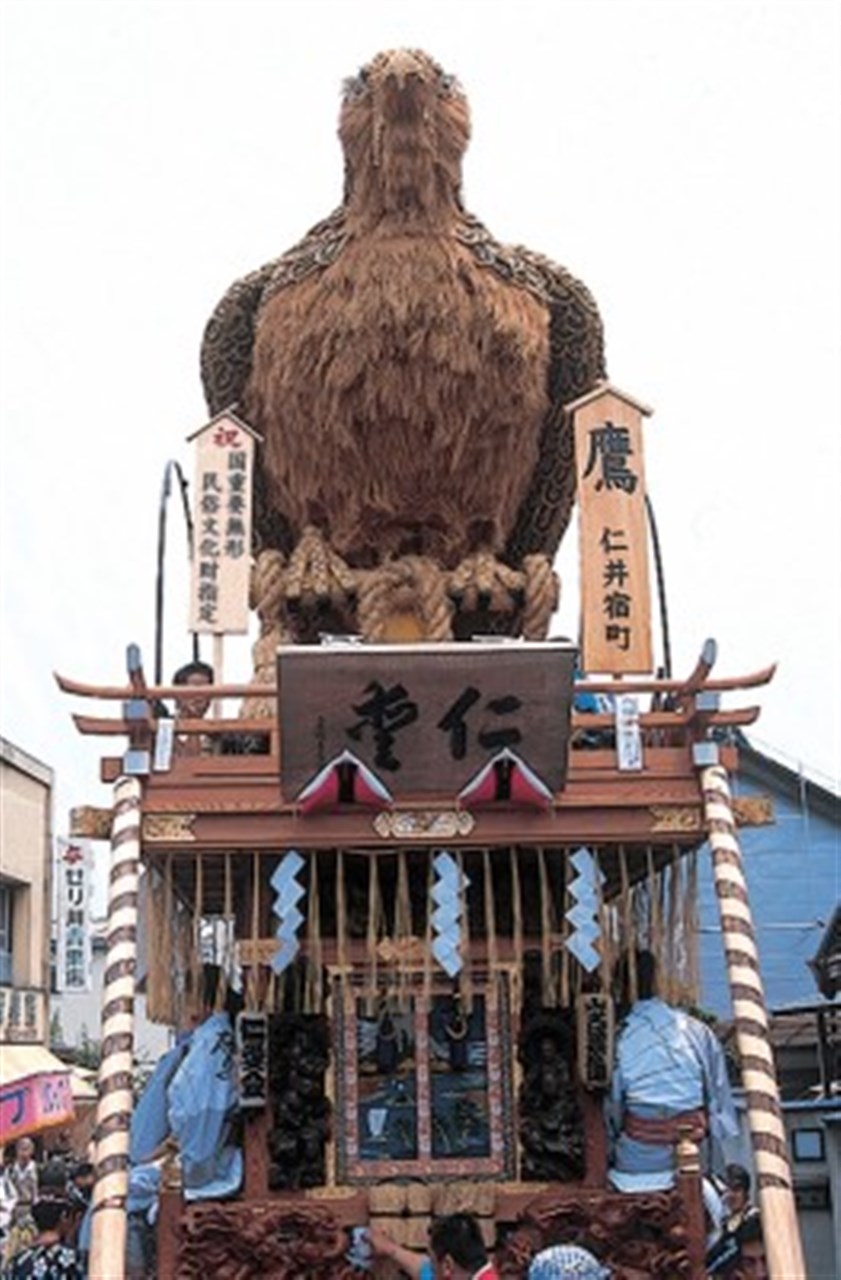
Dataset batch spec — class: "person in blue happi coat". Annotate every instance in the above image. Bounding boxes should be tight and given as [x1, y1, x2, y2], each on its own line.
[120, 970, 244, 1278]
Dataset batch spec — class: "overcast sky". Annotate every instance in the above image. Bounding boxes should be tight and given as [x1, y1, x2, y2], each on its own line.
[1, 0, 839, 855]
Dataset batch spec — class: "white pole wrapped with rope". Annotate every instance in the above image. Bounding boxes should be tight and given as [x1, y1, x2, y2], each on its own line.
[699, 761, 805, 1279]
[90, 774, 142, 1280]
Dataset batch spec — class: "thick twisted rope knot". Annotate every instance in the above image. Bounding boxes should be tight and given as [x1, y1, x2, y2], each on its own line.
[356, 556, 453, 641]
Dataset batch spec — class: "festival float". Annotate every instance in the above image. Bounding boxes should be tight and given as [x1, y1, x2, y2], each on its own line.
[57, 49, 805, 1279]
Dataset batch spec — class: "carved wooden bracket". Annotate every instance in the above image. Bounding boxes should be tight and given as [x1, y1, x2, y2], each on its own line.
[373, 809, 475, 839]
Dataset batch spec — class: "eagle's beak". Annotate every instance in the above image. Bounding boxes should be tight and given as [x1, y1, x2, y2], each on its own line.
[379, 51, 430, 126]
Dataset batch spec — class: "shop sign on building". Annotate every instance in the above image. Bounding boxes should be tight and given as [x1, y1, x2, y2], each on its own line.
[55, 837, 93, 992]
[0, 986, 45, 1044]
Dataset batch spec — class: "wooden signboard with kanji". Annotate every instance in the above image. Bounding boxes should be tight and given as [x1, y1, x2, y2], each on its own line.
[569, 383, 654, 675]
[277, 642, 577, 800]
[187, 410, 261, 635]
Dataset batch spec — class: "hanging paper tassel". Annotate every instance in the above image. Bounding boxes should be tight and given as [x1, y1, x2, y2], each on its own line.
[538, 848, 554, 1006]
[173, 894, 193, 1031]
[565, 847, 605, 976]
[619, 846, 637, 1003]
[145, 864, 166, 1023]
[305, 855, 322, 1014]
[457, 851, 472, 1015]
[430, 851, 468, 982]
[336, 852, 348, 980]
[511, 849, 523, 1019]
[366, 857, 380, 1015]
[423, 854, 434, 1004]
[269, 849, 306, 997]
[189, 853, 205, 1020]
[666, 847, 681, 1003]
[646, 847, 661, 958]
[162, 854, 175, 1025]
[395, 851, 411, 1012]
[596, 850, 612, 1001]
[483, 850, 498, 979]
[686, 849, 700, 1004]
[247, 853, 262, 1009]
[217, 852, 234, 1012]
[560, 854, 570, 1007]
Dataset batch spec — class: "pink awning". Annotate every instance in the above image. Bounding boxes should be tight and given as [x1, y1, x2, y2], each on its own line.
[0, 1043, 75, 1142]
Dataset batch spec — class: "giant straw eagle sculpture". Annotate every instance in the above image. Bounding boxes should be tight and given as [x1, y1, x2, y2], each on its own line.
[201, 49, 605, 645]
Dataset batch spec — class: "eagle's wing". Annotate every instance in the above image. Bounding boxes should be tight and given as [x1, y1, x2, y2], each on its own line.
[199, 208, 348, 552]
[201, 256, 295, 553]
[502, 247, 606, 564]
[200, 207, 349, 415]
[201, 259, 277, 418]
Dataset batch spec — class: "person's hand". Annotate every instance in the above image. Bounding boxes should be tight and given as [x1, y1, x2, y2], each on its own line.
[366, 1224, 394, 1258]
[363, 1225, 427, 1279]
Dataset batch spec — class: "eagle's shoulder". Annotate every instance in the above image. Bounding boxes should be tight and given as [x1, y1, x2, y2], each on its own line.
[508, 243, 603, 327]
[200, 207, 348, 415]
[455, 212, 606, 399]
[511, 244, 607, 397]
[456, 213, 601, 319]
[261, 206, 349, 302]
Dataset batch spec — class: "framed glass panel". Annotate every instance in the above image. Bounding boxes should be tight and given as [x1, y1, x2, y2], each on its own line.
[429, 994, 491, 1159]
[354, 1000, 418, 1162]
[334, 975, 515, 1183]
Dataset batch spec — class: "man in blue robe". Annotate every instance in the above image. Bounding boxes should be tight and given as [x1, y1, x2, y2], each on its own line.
[167, 1010, 242, 1200]
[606, 950, 738, 1191]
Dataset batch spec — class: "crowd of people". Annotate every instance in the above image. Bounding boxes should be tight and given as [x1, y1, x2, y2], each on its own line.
[0, 1139, 94, 1279]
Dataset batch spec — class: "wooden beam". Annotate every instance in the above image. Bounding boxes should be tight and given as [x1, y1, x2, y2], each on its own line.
[54, 662, 777, 700]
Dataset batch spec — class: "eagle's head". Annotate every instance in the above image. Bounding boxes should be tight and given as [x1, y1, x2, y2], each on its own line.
[339, 49, 470, 221]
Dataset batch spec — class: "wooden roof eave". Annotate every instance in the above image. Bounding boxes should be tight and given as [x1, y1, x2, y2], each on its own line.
[70, 705, 761, 739]
[54, 662, 777, 703]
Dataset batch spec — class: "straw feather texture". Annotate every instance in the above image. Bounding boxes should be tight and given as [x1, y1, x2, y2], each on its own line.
[201, 49, 605, 569]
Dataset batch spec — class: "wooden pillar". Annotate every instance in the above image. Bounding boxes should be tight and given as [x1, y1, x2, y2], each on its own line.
[700, 763, 806, 1280]
[675, 1129, 706, 1279]
[243, 1109, 271, 1198]
[90, 775, 142, 1280]
[579, 1089, 608, 1188]
[156, 1185, 182, 1279]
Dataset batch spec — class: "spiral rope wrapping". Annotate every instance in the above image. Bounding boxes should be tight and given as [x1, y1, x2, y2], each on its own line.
[447, 552, 524, 614]
[521, 554, 559, 639]
[250, 548, 287, 618]
[700, 764, 806, 1278]
[354, 568, 389, 641]
[89, 775, 141, 1280]
[243, 551, 293, 718]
